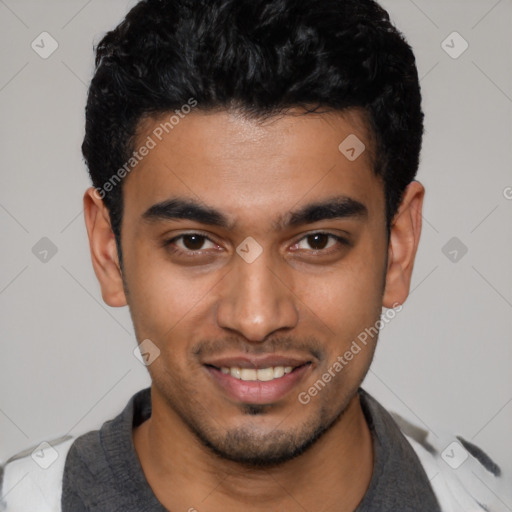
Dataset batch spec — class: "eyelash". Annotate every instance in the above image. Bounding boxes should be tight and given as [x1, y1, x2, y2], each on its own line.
[162, 232, 350, 257]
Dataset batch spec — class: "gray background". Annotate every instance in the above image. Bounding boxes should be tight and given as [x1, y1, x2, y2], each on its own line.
[1, 0, 511, 505]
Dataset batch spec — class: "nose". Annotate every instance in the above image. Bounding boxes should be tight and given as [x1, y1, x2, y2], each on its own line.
[216, 252, 299, 343]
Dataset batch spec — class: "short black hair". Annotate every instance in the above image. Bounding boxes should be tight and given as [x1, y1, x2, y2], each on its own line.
[82, 0, 424, 268]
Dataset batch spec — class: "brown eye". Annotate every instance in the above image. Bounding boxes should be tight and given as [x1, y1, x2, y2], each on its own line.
[181, 234, 207, 250]
[165, 233, 218, 254]
[294, 232, 346, 252]
[306, 233, 330, 250]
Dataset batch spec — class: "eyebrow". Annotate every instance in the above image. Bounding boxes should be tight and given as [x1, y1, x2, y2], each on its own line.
[141, 195, 368, 230]
[142, 198, 232, 228]
[285, 195, 367, 228]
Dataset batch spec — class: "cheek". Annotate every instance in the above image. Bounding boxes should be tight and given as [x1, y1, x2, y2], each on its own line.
[125, 247, 221, 344]
[300, 247, 385, 335]
[302, 252, 386, 392]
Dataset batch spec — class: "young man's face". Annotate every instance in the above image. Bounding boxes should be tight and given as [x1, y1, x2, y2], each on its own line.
[85, 108, 423, 465]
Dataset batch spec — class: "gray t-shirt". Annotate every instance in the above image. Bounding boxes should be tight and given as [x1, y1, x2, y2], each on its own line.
[61, 387, 441, 511]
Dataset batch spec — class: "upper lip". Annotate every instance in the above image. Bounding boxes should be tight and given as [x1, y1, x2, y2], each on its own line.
[203, 355, 312, 370]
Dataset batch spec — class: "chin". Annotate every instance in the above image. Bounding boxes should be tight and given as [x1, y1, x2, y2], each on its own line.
[187, 405, 345, 469]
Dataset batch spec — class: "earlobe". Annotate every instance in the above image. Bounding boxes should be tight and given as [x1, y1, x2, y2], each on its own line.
[83, 187, 127, 307]
[382, 180, 424, 308]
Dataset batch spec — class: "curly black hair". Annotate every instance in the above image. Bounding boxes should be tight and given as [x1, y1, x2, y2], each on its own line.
[82, 0, 424, 268]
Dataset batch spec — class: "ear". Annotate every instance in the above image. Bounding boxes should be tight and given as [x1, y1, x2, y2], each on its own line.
[83, 187, 127, 307]
[382, 180, 424, 308]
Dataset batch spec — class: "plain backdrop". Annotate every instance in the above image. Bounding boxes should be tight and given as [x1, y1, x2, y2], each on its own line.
[1, 0, 511, 499]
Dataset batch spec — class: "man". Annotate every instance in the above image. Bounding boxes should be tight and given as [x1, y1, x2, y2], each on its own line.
[0, 0, 504, 510]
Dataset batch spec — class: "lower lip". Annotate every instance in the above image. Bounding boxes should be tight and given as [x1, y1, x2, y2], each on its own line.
[205, 364, 312, 404]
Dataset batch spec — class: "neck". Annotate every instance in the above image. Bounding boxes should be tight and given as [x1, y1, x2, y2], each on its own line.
[133, 387, 374, 512]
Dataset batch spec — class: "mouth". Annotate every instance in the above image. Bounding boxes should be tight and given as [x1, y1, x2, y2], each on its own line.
[203, 357, 313, 404]
[211, 364, 304, 381]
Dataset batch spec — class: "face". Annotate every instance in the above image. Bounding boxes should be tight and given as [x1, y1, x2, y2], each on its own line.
[86, 108, 421, 467]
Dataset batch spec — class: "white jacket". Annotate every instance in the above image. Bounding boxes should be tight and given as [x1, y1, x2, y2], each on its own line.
[0, 414, 508, 511]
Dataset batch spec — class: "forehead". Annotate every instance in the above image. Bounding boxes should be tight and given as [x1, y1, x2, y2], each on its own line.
[121, 108, 384, 232]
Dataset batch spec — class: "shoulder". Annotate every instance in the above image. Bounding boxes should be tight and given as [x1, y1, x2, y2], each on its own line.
[0, 435, 76, 512]
[390, 410, 509, 512]
[0, 388, 150, 512]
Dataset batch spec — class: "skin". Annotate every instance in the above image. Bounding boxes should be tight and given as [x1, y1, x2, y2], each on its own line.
[83, 107, 424, 511]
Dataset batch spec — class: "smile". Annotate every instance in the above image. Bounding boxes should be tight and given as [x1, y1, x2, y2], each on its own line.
[204, 361, 313, 404]
[219, 366, 294, 381]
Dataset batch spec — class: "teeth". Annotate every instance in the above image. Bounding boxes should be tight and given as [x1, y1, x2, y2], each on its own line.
[220, 366, 296, 382]
[256, 367, 274, 381]
[273, 366, 285, 378]
[240, 369, 257, 381]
